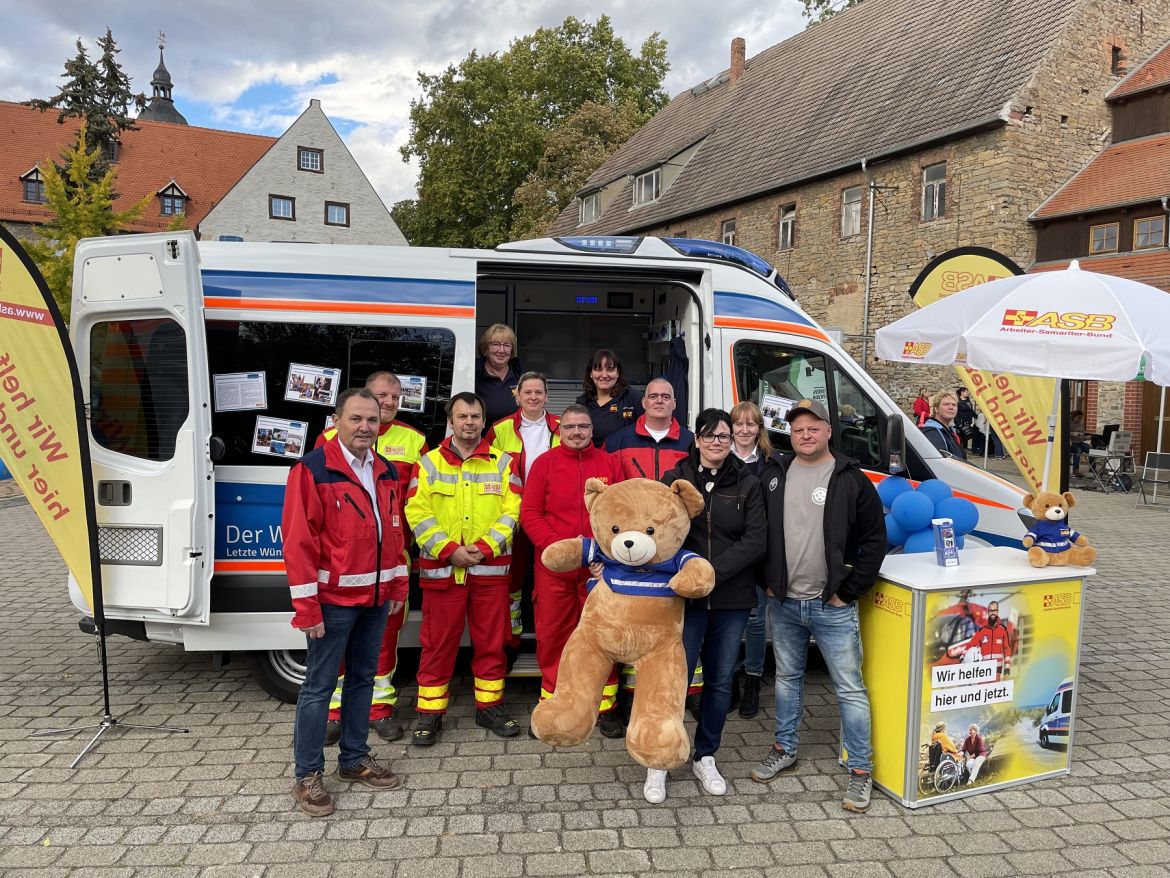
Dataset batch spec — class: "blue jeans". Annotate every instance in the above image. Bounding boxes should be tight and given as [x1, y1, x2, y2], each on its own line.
[737, 587, 768, 677]
[768, 596, 873, 773]
[293, 600, 390, 779]
[683, 605, 751, 759]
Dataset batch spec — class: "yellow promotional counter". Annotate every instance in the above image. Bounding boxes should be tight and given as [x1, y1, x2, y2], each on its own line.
[860, 547, 1092, 808]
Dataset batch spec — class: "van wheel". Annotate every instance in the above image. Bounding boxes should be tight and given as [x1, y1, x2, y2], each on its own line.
[1039, 731, 1049, 749]
[247, 650, 306, 703]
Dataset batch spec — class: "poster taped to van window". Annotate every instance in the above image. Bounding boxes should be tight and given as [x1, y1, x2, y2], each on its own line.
[396, 374, 427, 413]
[213, 371, 267, 411]
[253, 416, 308, 460]
[285, 363, 340, 407]
[760, 393, 795, 434]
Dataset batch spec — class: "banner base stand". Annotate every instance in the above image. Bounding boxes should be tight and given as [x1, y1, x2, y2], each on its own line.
[32, 714, 190, 769]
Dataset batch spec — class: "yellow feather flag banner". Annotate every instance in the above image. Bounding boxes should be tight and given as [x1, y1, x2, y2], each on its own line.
[0, 226, 99, 612]
[909, 248, 1063, 495]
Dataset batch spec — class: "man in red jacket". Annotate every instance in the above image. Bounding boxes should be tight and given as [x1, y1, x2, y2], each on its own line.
[284, 389, 406, 817]
[521, 404, 625, 738]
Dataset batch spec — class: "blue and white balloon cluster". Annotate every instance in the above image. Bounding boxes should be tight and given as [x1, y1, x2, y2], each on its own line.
[877, 477, 979, 554]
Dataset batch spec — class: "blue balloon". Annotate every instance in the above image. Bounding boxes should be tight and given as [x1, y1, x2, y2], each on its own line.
[884, 512, 908, 548]
[935, 496, 979, 535]
[0, 457, 9, 480]
[956, 534, 966, 550]
[903, 528, 937, 554]
[917, 479, 954, 509]
[877, 475, 914, 511]
[891, 490, 934, 533]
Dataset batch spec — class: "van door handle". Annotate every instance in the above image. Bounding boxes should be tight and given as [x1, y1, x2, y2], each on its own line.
[98, 480, 132, 506]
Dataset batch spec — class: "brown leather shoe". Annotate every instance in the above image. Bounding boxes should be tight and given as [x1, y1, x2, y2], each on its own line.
[337, 754, 402, 789]
[293, 771, 334, 817]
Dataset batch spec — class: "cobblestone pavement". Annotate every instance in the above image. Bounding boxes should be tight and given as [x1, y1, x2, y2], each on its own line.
[1, 473, 1169, 878]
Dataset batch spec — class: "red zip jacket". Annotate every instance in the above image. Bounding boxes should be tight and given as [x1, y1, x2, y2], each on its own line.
[521, 443, 624, 554]
[282, 436, 406, 629]
[604, 415, 694, 481]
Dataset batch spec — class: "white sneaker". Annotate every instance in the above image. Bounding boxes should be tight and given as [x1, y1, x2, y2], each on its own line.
[692, 756, 727, 795]
[643, 768, 668, 804]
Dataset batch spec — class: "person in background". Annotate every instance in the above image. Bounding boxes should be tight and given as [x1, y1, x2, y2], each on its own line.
[406, 392, 523, 746]
[658, 408, 767, 803]
[955, 387, 976, 453]
[487, 371, 562, 660]
[913, 387, 931, 427]
[520, 404, 625, 739]
[317, 372, 427, 746]
[475, 324, 522, 428]
[284, 389, 405, 817]
[1069, 409, 1090, 477]
[921, 390, 966, 460]
[728, 400, 772, 719]
[962, 723, 988, 784]
[577, 349, 643, 447]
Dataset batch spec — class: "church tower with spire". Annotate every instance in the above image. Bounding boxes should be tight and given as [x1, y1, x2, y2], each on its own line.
[137, 34, 188, 125]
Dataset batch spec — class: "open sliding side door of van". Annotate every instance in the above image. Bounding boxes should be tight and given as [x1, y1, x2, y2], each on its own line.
[70, 232, 214, 625]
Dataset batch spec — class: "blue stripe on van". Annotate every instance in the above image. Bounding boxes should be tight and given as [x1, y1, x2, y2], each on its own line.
[201, 269, 475, 307]
[713, 290, 816, 327]
[215, 481, 286, 561]
[969, 529, 1022, 549]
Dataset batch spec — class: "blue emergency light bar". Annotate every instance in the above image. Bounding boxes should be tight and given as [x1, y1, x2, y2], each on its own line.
[557, 236, 643, 254]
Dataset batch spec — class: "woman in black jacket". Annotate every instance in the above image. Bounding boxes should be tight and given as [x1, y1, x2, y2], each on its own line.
[660, 408, 767, 799]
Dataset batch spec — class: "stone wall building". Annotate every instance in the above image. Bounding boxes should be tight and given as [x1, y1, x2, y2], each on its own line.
[548, 0, 1170, 418]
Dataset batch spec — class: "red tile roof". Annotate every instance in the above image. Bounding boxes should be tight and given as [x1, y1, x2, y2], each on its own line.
[0, 101, 275, 232]
[1029, 250, 1170, 293]
[1030, 133, 1170, 220]
[1108, 39, 1170, 101]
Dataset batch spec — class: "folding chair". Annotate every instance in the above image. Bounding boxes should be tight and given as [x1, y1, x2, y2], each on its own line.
[1086, 430, 1133, 493]
[1135, 451, 1170, 508]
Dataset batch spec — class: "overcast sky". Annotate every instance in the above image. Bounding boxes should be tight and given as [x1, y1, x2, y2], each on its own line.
[1, 1, 807, 208]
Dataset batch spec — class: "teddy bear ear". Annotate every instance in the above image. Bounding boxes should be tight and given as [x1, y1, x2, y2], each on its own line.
[1022, 492, 1036, 509]
[1062, 491, 1076, 509]
[671, 479, 706, 518]
[584, 478, 609, 512]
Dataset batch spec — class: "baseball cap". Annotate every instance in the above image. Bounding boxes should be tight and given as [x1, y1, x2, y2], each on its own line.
[786, 398, 830, 424]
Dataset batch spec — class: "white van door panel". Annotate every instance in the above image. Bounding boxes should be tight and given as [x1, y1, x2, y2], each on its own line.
[71, 232, 214, 621]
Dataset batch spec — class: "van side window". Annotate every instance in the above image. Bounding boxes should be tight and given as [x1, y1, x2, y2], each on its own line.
[205, 321, 455, 466]
[733, 342, 828, 455]
[1060, 690, 1072, 714]
[90, 319, 190, 461]
[832, 370, 882, 468]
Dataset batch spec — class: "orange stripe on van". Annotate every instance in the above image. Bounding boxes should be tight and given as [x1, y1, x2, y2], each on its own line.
[861, 470, 1017, 511]
[204, 296, 475, 319]
[215, 560, 286, 573]
[714, 316, 831, 343]
[728, 348, 739, 402]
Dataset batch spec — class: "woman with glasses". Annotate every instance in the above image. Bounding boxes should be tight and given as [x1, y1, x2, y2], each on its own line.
[576, 349, 643, 447]
[654, 408, 767, 802]
[728, 401, 772, 719]
[476, 324, 523, 428]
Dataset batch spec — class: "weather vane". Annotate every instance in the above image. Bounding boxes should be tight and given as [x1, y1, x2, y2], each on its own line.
[158, 31, 166, 52]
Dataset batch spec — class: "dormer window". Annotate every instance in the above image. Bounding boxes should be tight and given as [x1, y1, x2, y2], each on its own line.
[633, 168, 661, 206]
[20, 168, 46, 204]
[157, 181, 189, 216]
[298, 147, 324, 173]
[579, 192, 600, 225]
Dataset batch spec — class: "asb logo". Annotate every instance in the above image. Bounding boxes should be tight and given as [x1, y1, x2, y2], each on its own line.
[1043, 592, 1073, 610]
[902, 341, 932, 359]
[1002, 310, 1116, 331]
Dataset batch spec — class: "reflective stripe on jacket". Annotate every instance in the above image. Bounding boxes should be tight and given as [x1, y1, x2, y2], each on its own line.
[486, 410, 561, 486]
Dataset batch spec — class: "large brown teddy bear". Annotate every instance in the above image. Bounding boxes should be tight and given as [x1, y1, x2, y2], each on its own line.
[1021, 491, 1096, 568]
[530, 477, 715, 770]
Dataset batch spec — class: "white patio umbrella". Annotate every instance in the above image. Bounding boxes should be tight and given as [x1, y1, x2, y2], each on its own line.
[875, 260, 1170, 491]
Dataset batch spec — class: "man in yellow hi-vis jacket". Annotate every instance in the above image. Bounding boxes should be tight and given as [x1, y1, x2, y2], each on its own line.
[405, 392, 522, 747]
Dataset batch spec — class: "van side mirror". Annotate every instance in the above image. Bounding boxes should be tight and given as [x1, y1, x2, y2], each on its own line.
[885, 414, 905, 475]
[209, 436, 226, 462]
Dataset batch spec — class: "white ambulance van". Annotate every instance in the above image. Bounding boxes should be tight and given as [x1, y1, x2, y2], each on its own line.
[68, 231, 1026, 700]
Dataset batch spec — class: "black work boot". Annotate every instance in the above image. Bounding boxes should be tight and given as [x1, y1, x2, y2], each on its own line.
[739, 674, 762, 719]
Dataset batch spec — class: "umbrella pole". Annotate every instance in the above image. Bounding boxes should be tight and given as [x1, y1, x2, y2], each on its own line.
[1155, 386, 1166, 504]
[1039, 382, 1061, 493]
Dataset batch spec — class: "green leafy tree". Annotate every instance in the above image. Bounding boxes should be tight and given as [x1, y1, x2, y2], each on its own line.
[400, 15, 668, 248]
[25, 28, 143, 180]
[24, 122, 151, 320]
[802, 0, 863, 22]
[510, 100, 641, 240]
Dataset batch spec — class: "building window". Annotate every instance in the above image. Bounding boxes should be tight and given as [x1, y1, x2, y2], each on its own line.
[672, 230, 688, 238]
[160, 194, 186, 216]
[297, 147, 324, 173]
[324, 201, 350, 227]
[633, 168, 661, 205]
[579, 192, 599, 225]
[778, 204, 796, 250]
[922, 163, 946, 221]
[841, 185, 862, 237]
[721, 219, 737, 246]
[20, 169, 45, 203]
[269, 195, 296, 221]
[1089, 222, 1118, 254]
[1134, 216, 1165, 250]
[1111, 45, 1124, 76]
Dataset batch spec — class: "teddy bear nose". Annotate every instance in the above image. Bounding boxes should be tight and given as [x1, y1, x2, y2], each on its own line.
[623, 539, 635, 549]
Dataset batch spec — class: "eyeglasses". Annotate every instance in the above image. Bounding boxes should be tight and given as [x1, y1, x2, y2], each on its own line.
[561, 423, 593, 432]
[489, 341, 513, 350]
[698, 433, 732, 444]
[645, 393, 673, 401]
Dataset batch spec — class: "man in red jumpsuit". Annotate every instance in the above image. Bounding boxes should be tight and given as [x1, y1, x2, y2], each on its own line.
[951, 600, 1013, 678]
[521, 404, 625, 738]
